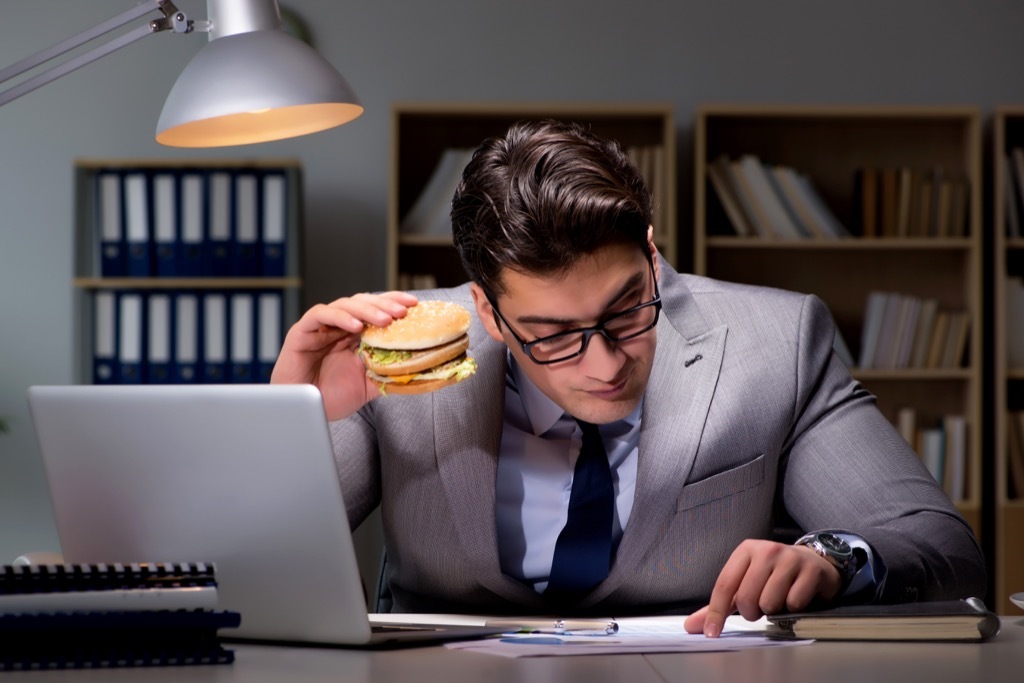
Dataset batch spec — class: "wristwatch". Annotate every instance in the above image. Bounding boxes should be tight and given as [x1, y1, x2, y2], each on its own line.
[794, 531, 857, 590]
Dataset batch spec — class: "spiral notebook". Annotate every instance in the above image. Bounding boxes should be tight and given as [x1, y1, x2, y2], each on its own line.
[27, 384, 502, 647]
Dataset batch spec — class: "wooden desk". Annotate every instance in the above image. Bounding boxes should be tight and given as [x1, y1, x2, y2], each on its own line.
[2, 616, 1021, 682]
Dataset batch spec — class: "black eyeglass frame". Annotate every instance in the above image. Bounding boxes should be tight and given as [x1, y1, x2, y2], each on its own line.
[486, 259, 662, 365]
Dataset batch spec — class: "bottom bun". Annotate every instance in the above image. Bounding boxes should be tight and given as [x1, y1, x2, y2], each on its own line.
[370, 375, 464, 396]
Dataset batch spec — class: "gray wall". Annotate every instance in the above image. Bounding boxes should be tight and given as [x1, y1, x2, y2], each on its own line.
[2, 0, 1023, 573]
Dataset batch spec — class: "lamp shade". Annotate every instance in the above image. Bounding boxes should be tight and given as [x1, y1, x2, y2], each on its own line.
[156, 28, 362, 147]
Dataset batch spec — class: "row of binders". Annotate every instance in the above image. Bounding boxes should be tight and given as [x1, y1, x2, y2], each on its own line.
[94, 166, 292, 278]
[858, 291, 970, 370]
[896, 410, 969, 503]
[92, 289, 283, 385]
[0, 562, 239, 670]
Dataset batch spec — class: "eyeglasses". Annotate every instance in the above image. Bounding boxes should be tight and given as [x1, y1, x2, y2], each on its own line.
[488, 261, 662, 365]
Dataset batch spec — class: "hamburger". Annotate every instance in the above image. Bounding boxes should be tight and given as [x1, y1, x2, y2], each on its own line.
[359, 300, 478, 395]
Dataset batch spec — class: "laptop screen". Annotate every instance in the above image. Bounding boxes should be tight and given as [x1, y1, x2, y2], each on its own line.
[27, 384, 376, 644]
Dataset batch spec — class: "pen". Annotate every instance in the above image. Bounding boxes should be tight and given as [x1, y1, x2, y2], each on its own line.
[484, 618, 619, 635]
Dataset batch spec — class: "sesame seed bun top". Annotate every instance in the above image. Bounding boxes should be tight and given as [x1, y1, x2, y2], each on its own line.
[360, 300, 472, 351]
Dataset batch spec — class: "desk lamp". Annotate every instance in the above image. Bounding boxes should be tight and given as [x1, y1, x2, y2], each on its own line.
[0, 0, 363, 147]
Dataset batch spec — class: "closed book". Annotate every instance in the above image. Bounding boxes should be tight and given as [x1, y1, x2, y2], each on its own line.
[766, 598, 999, 642]
[858, 291, 889, 369]
[707, 156, 755, 237]
[942, 414, 967, 503]
[734, 155, 802, 239]
[854, 166, 878, 238]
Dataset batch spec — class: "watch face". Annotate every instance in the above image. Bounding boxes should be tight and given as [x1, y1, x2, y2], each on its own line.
[818, 532, 851, 557]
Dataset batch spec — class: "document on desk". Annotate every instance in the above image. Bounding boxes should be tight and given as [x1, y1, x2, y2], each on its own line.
[392, 615, 813, 658]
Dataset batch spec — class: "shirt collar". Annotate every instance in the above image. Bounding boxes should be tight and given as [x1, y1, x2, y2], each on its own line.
[507, 351, 643, 437]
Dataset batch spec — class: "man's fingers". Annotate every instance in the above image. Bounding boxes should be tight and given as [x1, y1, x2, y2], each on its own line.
[683, 605, 709, 634]
[703, 550, 750, 637]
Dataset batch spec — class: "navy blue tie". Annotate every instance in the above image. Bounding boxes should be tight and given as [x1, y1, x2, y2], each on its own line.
[546, 419, 614, 603]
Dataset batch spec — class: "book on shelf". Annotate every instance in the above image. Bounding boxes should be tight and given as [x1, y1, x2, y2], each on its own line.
[942, 414, 967, 503]
[708, 154, 847, 240]
[1003, 153, 1022, 238]
[852, 165, 966, 239]
[766, 598, 999, 642]
[853, 167, 878, 238]
[707, 155, 755, 237]
[399, 148, 475, 238]
[1007, 411, 1024, 500]
[1005, 277, 1024, 368]
[857, 292, 966, 371]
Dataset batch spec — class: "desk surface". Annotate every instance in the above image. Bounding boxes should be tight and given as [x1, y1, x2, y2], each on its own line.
[4, 616, 1022, 683]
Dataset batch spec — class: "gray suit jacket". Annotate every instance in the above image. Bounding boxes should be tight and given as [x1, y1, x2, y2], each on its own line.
[329, 261, 985, 614]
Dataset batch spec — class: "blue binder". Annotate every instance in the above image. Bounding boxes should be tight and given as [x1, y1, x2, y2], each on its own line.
[205, 171, 233, 277]
[201, 292, 229, 383]
[146, 292, 173, 383]
[229, 292, 257, 382]
[179, 172, 206, 277]
[152, 172, 181, 277]
[256, 290, 283, 382]
[96, 170, 124, 277]
[123, 171, 152, 277]
[116, 291, 146, 384]
[261, 171, 288, 277]
[92, 290, 118, 384]
[231, 172, 261, 276]
[172, 292, 201, 383]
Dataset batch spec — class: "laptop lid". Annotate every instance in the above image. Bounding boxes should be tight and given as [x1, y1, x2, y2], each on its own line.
[27, 384, 497, 646]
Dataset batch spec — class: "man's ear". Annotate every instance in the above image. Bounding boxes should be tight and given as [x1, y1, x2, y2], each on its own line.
[470, 283, 505, 343]
[647, 225, 661, 281]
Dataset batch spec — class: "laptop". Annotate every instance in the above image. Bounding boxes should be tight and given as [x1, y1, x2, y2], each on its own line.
[26, 383, 503, 647]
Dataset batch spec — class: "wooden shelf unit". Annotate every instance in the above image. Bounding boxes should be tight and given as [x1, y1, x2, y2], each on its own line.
[992, 107, 1024, 611]
[388, 102, 677, 290]
[694, 105, 983, 536]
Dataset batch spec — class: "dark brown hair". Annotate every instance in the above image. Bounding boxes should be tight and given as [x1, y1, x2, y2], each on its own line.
[451, 119, 653, 297]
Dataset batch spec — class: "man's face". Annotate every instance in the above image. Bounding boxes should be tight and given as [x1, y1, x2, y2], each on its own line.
[471, 241, 660, 425]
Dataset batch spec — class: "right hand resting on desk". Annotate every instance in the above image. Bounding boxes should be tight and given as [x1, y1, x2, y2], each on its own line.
[271, 291, 419, 420]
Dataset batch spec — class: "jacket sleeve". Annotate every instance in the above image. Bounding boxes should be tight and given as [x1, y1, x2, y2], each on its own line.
[779, 294, 985, 603]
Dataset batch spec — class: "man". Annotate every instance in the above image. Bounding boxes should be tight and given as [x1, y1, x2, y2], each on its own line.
[272, 120, 985, 637]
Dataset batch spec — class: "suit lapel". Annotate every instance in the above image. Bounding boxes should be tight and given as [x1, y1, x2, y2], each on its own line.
[431, 335, 547, 606]
[586, 270, 728, 605]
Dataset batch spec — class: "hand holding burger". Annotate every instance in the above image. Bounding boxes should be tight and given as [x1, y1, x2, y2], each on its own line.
[359, 300, 478, 395]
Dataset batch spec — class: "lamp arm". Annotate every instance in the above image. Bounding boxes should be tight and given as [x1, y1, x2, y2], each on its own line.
[0, 0, 204, 108]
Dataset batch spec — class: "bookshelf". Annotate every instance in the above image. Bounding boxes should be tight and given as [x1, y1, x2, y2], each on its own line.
[993, 107, 1024, 611]
[389, 102, 677, 290]
[694, 105, 983, 538]
[72, 159, 304, 385]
